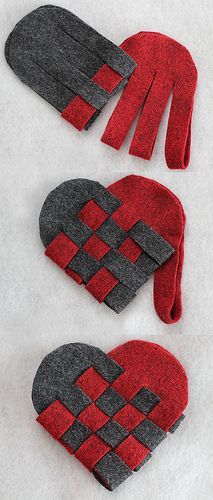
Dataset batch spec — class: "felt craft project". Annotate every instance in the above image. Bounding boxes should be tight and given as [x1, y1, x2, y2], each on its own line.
[39, 175, 185, 323]
[32, 340, 188, 491]
[68, 32, 197, 169]
[5, 5, 136, 128]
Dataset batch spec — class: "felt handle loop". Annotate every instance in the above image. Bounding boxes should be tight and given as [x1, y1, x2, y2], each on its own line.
[153, 233, 184, 324]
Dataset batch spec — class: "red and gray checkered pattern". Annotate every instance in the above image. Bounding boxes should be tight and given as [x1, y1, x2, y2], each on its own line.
[44, 186, 175, 313]
[36, 363, 181, 490]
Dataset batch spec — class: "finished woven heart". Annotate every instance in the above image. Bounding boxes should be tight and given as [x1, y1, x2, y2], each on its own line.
[32, 341, 188, 491]
[39, 175, 185, 323]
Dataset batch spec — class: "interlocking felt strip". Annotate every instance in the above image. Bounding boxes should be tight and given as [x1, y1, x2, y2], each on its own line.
[5, 5, 136, 128]
[33, 340, 188, 491]
[39, 175, 184, 322]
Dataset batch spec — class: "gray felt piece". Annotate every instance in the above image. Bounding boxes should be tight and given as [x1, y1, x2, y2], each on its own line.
[132, 419, 167, 451]
[93, 452, 132, 491]
[32, 343, 123, 414]
[61, 420, 92, 451]
[134, 453, 152, 472]
[104, 283, 136, 314]
[101, 250, 148, 292]
[135, 252, 159, 276]
[96, 219, 127, 249]
[5, 5, 136, 115]
[39, 179, 121, 247]
[63, 218, 92, 247]
[97, 420, 128, 449]
[96, 387, 126, 417]
[131, 387, 161, 415]
[60, 385, 91, 416]
[130, 221, 175, 265]
[169, 414, 185, 434]
[67, 250, 101, 283]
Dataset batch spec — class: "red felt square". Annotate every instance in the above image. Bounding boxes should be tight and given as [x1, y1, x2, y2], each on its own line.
[37, 400, 75, 440]
[78, 200, 108, 231]
[65, 267, 83, 284]
[75, 435, 110, 471]
[45, 232, 79, 269]
[119, 237, 143, 262]
[78, 403, 109, 431]
[86, 268, 118, 303]
[111, 204, 140, 231]
[83, 234, 110, 260]
[113, 403, 146, 431]
[115, 435, 150, 470]
[75, 367, 109, 401]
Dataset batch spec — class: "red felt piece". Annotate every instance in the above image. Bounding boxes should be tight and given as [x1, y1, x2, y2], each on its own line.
[107, 175, 185, 324]
[75, 435, 110, 471]
[112, 367, 148, 400]
[61, 64, 123, 131]
[78, 200, 108, 231]
[45, 232, 79, 269]
[118, 237, 143, 262]
[115, 435, 150, 470]
[85, 268, 118, 303]
[75, 367, 109, 401]
[65, 267, 83, 284]
[109, 340, 188, 431]
[101, 32, 197, 170]
[37, 400, 75, 440]
[113, 403, 145, 432]
[83, 234, 110, 260]
[78, 403, 109, 432]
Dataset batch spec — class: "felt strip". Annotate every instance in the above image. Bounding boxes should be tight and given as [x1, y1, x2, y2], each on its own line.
[129, 221, 175, 265]
[96, 218, 127, 249]
[93, 452, 132, 491]
[36, 400, 76, 440]
[60, 385, 92, 417]
[132, 419, 167, 451]
[134, 453, 151, 471]
[135, 252, 159, 276]
[104, 283, 136, 314]
[61, 420, 92, 451]
[78, 403, 110, 432]
[83, 235, 110, 261]
[66, 250, 101, 284]
[78, 200, 108, 231]
[96, 387, 127, 417]
[85, 268, 118, 303]
[75, 367, 110, 401]
[131, 387, 161, 415]
[113, 404, 146, 432]
[115, 435, 150, 471]
[118, 237, 143, 263]
[97, 420, 128, 449]
[101, 250, 147, 292]
[169, 414, 185, 434]
[75, 435, 111, 471]
[45, 232, 79, 269]
[63, 218, 93, 247]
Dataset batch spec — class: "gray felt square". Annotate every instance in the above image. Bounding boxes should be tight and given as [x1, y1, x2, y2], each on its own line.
[93, 451, 132, 491]
[96, 387, 127, 416]
[132, 419, 166, 451]
[61, 419, 92, 451]
[130, 221, 175, 265]
[66, 250, 101, 283]
[63, 217, 93, 246]
[96, 219, 126, 249]
[131, 387, 161, 415]
[135, 252, 159, 276]
[97, 420, 128, 448]
[101, 250, 147, 292]
[104, 283, 136, 314]
[60, 385, 92, 416]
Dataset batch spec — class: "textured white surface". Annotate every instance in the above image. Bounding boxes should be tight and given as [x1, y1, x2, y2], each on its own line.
[1, 0, 213, 499]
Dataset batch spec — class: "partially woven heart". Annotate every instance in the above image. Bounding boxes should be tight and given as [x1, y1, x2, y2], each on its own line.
[32, 341, 188, 491]
[40, 178, 175, 313]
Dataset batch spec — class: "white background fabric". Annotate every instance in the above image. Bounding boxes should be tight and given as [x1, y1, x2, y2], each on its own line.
[1, 0, 213, 499]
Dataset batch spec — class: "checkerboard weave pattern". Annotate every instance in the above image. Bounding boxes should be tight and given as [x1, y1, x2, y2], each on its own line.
[36, 355, 184, 491]
[44, 185, 175, 313]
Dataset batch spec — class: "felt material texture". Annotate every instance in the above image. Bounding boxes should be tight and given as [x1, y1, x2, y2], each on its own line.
[100, 32, 197, 169]
[33, 340, 188, 491]
[5, 5, 136, 127]
[39, 175, 181, 321]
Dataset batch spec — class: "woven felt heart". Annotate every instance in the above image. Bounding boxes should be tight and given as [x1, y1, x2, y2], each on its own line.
[39, 175, 185, 322]
[32, 341, 188, 491]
